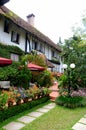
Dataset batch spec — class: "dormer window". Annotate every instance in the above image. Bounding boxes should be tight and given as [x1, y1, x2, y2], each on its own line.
[11, 31, 20, 44]
[4, 20, 10, 33]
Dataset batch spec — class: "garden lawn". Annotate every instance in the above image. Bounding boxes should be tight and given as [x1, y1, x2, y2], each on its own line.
[21, 105, 86, 130]
[0, 101, 50, 130]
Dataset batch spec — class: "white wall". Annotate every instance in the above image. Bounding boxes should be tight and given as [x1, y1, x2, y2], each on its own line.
[0, 19, 10, 44]
[0, 17, 63, 73]
[0, 18, 25, 52]
[48, 46, 52, 60]
[45, 45, 49, 58]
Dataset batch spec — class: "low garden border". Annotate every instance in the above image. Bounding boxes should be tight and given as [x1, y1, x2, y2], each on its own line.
[0, 96, 49, 122]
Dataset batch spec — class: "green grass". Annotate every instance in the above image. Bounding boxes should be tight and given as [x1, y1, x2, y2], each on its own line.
[21, 105, 86, 130]
[1, 101, 86, 130]
[0, 101, 51, 130]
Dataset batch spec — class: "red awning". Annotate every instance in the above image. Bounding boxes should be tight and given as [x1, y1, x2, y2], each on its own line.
[27, 63, 45, 71]
[0, 57, 12, 67]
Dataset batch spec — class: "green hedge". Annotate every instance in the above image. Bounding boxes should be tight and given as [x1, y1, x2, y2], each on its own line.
[55, 95, 86, 108]
[0, 62, 20, 82]
[0, 96, 49, 122]
[0, 43, 24, 58]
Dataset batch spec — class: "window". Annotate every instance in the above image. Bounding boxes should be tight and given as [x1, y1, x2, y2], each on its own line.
[32, 41, 38, 50]
[32, 41, 34, 49]
[52, 50, 55, 57]
[4, 20, 10, 33]
[40, 44, 45, 53]
[11, 31, 20, 44]
[11, 53, 19, 61]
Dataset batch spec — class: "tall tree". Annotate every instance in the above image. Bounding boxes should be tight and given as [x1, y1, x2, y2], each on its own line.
[72, 11, 86, 39]
[62, 36, 86, 88]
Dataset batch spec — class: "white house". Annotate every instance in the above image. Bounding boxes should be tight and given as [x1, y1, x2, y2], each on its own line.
[0, 6, 63, 73]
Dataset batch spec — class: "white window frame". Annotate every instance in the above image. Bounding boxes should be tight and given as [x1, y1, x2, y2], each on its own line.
[11, 31, 20, 44]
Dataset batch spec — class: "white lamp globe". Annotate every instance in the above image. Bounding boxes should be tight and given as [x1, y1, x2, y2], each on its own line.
[63, 64, 68, 69]
[70, 63, 75, 69]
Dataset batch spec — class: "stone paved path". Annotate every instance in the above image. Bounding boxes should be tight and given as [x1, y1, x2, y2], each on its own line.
[49, 82, 59, 101]
[3, 103, 56, 130]
[72, 115, 86, 130]
[3, 122, 25, 130]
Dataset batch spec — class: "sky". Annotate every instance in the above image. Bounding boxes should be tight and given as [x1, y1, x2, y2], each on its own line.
[5, 0, 86, 43]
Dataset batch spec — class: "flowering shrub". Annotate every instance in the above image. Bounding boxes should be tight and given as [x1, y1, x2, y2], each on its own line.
[0, 92, 9, 110]
[71, 89, 86, 97]
[0, 96, 49, 122]
[2, 89, 16, 107]
[0, 84, 50, 109]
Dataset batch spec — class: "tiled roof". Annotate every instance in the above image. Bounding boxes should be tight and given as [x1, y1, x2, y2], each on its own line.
[0, 6, 62, 52]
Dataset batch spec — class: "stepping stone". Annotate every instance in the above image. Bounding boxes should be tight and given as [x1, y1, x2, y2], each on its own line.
[79, 117, 86, 125]
[28, 111, 43, 118]
[84, 115, 86, 118]
[48, 103, 56, 107]
[3, 121, 25, 130]
[36, 108, 50, 113]
[43, 105, 55, 109]
[72, 122, 86, 130]
[18, 116, 35, 124]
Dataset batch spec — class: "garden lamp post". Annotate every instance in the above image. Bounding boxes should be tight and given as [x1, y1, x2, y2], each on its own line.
[63, 63, 75, 96]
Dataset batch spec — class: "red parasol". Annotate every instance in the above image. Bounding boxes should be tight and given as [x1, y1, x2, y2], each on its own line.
[27, 63, 45, 71]
[0, 57, 12, 67]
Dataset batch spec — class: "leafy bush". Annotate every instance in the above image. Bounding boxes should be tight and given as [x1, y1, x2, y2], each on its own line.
[42, 87, 51, 96]
[0, 96, 49, 122]
[0, 47, 9, 58]
[7, 62, 21, 86]
[58, 74, 68, 88]
[0, 92, 9, 110]
[55, 95, 86, 108]
[0, 43, 24, 58]
[16, 65, 32, 89]
[58, 73, 80, 96]
[37, 70, 53, 87]
[51, 72, 63, 81]
[21, 53, 47, 67]
[31, 71, 41, 83]
[0, 61, 32, 89]
[0, 62, 20, 85]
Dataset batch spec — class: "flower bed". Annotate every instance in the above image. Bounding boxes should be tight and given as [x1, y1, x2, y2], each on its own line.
[0, 85, 51, 109]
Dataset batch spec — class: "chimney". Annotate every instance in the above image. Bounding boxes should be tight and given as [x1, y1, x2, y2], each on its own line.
[27, 13, 35, 26]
